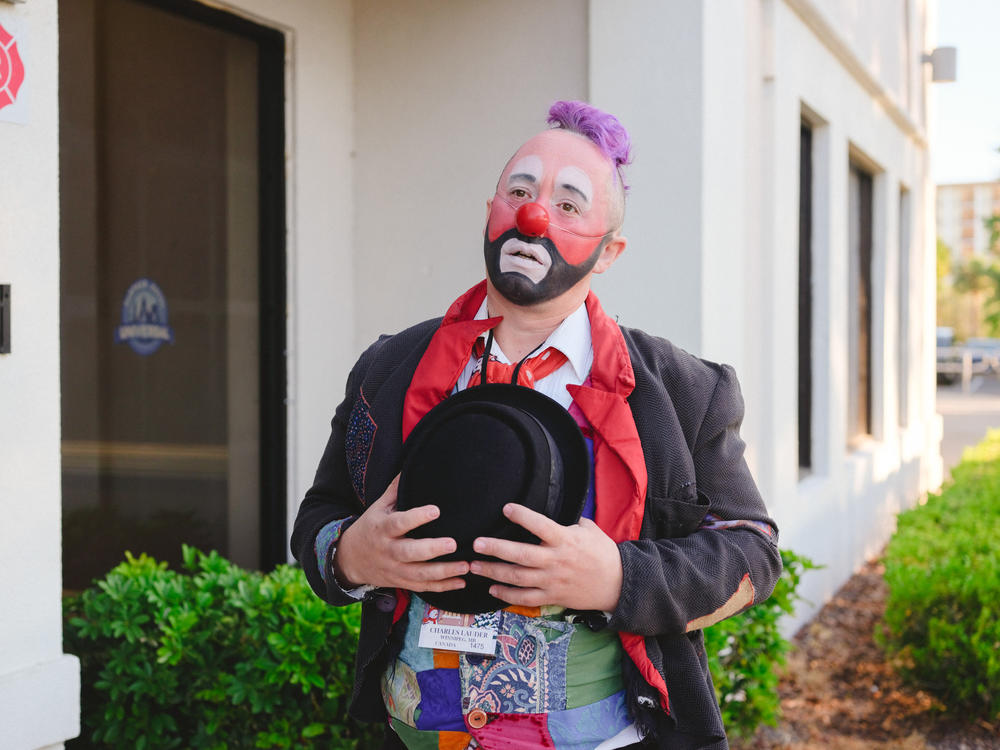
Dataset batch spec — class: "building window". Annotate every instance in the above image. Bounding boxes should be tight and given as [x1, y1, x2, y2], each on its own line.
[798, 122, 813, 470]
[898, 187, 911, 429]
[848, 163, 874, 444]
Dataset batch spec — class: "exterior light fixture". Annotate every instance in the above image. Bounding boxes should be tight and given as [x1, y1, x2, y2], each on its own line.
[922, 47, 957, 82]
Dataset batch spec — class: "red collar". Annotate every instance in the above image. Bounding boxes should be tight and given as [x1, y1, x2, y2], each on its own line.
[400, 282, 499, 441]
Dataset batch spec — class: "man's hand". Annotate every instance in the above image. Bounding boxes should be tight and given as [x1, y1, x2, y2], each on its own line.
[334, 475, 470, 592]
[469, 504, 623, 611]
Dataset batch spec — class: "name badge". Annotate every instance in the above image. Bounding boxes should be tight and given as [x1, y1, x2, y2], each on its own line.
[418, 604, 499, 655]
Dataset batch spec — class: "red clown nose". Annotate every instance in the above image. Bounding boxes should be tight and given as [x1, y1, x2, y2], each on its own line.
[515, 203, 550, 237]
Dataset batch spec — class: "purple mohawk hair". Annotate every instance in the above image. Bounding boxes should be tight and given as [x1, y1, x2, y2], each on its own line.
[547, 100, 632, 190]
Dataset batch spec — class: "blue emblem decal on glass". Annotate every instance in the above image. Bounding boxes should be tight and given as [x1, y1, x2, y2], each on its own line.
[114, 278, 175, 356]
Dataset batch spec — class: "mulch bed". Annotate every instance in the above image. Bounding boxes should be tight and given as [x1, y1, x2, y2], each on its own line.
[732, 558, 998, 750]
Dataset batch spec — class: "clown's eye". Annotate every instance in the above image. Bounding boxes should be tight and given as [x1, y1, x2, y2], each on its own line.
[509, 188, 531, 200]
[556, 201, 579, 215]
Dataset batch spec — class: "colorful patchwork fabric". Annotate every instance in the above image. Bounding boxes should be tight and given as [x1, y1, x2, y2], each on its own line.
[383, 596, 632, 749]
[313, 516, 354, 584]
[547, 696, 633, 749]
[389, 718, 477, 750]
[460, 615, 573, 714]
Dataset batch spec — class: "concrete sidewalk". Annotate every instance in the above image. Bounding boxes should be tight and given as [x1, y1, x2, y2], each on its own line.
[936, 375, 1000, 481]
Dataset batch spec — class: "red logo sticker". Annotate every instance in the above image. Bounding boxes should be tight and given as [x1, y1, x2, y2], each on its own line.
[0, 22, 26, 111]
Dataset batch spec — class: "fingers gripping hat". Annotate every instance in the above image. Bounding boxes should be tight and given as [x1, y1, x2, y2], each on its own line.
[397, 383, 590, 613]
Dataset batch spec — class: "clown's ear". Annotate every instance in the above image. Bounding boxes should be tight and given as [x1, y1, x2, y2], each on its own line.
[593, 235, 627, 275]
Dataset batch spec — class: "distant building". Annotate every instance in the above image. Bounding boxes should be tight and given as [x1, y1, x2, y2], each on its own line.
[936, 181, 1000, 338]
[1, 1, 942, 747]
[937, 181, 1000, 259]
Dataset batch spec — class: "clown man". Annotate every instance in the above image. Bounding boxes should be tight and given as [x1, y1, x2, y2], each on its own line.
[293, 101, 781, 750]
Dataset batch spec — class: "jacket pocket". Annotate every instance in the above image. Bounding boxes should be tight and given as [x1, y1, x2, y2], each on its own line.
[650, 489, 710, 538]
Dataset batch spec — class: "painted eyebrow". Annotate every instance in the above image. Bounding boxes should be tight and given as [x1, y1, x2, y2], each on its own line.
[558, 182, 591, 204]
[508, 173, 538, 184]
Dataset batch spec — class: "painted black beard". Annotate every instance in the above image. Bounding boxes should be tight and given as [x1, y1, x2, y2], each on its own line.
[483, 227, 606, 306]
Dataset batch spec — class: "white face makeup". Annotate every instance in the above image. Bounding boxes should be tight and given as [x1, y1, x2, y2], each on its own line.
[507, 155, 544, 198]
[552, 166, 593, 217]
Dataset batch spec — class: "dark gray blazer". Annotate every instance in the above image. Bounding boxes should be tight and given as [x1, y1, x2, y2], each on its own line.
[292, 317, 781, 750]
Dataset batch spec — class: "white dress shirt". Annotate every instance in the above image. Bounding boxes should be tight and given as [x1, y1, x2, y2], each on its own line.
[454, 299, 593, 405]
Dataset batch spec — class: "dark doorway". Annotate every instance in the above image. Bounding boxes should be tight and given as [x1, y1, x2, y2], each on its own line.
[58, 0, 286, 590]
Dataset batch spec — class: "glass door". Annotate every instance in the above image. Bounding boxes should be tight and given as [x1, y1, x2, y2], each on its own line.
[59, 0, 285, 590]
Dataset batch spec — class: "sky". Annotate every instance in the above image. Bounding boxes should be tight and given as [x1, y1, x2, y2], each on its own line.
[930, 0, 1000, 185]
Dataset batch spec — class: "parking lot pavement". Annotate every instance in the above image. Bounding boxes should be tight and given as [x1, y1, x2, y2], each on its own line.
[936, 375, 1000, 481]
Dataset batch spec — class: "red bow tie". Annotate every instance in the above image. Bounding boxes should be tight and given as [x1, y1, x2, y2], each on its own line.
[472, 337, 569, 388]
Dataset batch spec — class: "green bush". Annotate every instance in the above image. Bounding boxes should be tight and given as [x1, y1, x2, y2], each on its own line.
[705, 549, 818, 739]
[880, 428, 1000, 719]
[64, 546, 381, 749]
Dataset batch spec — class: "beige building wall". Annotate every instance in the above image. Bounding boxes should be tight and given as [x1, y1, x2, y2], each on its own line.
[588, 0, 707, 356]
[808, 0, 927, 123]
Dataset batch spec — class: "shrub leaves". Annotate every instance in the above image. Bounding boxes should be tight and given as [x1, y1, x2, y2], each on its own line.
[64, 547, 380, 749]
[880, 428, 1000, 720]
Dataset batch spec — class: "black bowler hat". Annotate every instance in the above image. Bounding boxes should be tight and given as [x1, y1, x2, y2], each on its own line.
[397, 383, 590, 613]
